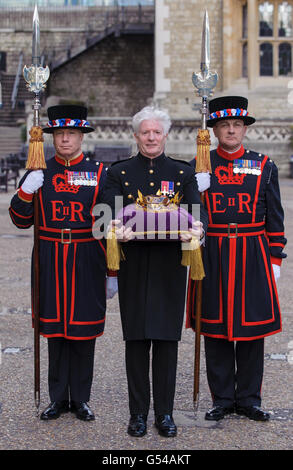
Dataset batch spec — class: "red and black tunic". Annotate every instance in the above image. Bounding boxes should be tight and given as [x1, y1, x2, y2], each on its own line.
[9, 153, 107, 340]
[186, 145, 286, 341]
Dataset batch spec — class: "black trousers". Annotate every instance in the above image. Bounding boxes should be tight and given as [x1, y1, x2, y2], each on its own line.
[47, 337, 96, 403]
[204, 336, 264, 407]
[125, 339, 178, 416]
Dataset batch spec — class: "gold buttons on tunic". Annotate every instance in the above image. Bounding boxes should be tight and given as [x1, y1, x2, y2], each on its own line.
[149, 169, 154, 174]
[125, 182, 129, 186]
[179, 170, 184, 174]
[127, 194, 133, 199]
[176, 182, 181, 186]
[121, 170, 126, 174]
[150, 182, 155, 187]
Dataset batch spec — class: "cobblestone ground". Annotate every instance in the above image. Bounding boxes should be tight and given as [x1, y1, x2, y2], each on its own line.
[0, 173, 292, 456]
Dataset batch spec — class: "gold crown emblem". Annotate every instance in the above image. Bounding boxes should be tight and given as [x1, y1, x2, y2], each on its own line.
[52, 172, 80, 193]
[136, 190, 183, 211]
[215, 163, 246, 185]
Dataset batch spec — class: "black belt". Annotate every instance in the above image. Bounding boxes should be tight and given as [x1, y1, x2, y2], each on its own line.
[39, 227, 96, 244]
[207, 222, 266, 238]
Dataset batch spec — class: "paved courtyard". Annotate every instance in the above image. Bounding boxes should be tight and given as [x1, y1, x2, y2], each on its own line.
[0, 173, 292, 455]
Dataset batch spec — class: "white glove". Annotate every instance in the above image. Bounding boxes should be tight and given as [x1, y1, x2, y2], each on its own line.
[195, 172, 211, 192]
[108, 219, 134, 242]
[106, 276, 118, 299]
[272, 264, 280, 281]
[21, 170, 44, 194]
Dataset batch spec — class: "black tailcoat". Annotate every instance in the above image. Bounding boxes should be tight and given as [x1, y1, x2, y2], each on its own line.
[104, 152, 208, 341]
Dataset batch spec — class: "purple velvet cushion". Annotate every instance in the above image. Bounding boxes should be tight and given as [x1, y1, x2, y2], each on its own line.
[116, 197, 195, 241]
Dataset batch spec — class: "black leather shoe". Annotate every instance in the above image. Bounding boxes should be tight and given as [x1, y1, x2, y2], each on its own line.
[127, 414, 147, 437]
[155, 414, 177, 437]
[71, 401, 95, 421]
[40, 401, 70, 420]
[205, 406, 234, 421]
[236, 405, 270, 421]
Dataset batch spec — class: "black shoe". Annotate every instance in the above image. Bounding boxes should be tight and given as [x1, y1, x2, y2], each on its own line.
[235, 405, 270, 421]
[155, 414, 177, 437]
[205, 406, 234, 421]
[70, 401, 95, 421]
[127, 414, 147, 437]
[40, 401, 70, 420]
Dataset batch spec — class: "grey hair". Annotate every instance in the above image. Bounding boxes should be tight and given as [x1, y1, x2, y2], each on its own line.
[132, 106, 172, 135]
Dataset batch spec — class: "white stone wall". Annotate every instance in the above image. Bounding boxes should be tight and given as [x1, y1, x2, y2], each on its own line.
[153, 0, 222, 119]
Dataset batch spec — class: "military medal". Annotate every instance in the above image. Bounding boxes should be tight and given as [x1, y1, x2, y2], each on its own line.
[161, 181, 175, 196]
[67, 171, 98, 186]
[233, 159, 261, 176]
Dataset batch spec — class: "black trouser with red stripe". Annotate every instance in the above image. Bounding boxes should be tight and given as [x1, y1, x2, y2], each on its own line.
[47, 337, 96, 403]
[204, 336, 264, 408]
[125, 340, 178, 416]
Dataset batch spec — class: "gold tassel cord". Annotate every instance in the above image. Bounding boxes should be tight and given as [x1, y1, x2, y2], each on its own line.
[26, 126, 47, 170]
[195, 129, 211, 174]
[181, 237, 205, 280]
[107, 224, 205, 278]
[192, 128, 210, 279]
[106, 227, 121, 271]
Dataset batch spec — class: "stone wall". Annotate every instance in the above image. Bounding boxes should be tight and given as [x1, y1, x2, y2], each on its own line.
[154, 0, 222, 119]
[152, 0, 293, 176]
[1, 3, 293, 176]
[0, 5, 154, 73]
[0, 30, 89, 73]
[48, 33, 154, 117]
[0, 5, 154, 120]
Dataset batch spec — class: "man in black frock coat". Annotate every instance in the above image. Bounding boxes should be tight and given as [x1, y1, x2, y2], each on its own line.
[104, 106, 208, 437]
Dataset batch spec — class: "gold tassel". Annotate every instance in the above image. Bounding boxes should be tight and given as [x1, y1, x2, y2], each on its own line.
[181, 237, 205, 280]
[189, 247, 205, 280]
[106, 228, 121, 271]
[195, 129, 211, 173]
[25, 126, 47, 170]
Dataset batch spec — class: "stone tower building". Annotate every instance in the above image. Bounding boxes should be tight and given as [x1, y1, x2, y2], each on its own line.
[153, 0, 293, 174]
[0, 1, 292, 174]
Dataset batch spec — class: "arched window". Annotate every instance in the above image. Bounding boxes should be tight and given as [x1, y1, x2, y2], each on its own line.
[260, 42, 273, 75]
[259, 1, 274, 36]
[225, 0, 293, 86]
[279, 42, 292, 73]
[257, 1, 293, 79]
[278, 1, 293, 36]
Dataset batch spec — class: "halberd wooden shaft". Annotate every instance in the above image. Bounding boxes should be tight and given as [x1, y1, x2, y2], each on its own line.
[23, 4, 49, 415]
[33, 194, 40, 413]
